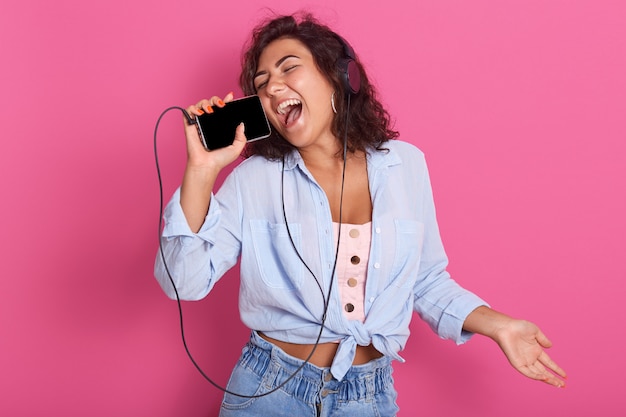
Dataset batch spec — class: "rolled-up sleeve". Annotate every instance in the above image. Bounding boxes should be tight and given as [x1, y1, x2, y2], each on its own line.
[154, 177, 241, 300]
[412, 161, 489, 344]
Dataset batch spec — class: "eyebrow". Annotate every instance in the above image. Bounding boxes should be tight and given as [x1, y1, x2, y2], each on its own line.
[253, 54, 300, 80]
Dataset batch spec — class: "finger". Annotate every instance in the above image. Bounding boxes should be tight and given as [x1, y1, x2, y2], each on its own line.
[215, 96, 226, 108]
[519, 359, 566, 388]
[535, 329, 553, 349]
[538, 351, 567, 379]
[539, 369, 567, 388]
[185, 103, 205, 119]
[192, 97, 223, 115]
[232, 122, 247, 147]
[521, 359, 549, 381]
[224, 91, 235, 103]
[513, 355, 551, 382]
[197, 98, 218, 114]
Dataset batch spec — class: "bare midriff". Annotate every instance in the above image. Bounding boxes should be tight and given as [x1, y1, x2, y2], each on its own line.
[258, 332, 382, 367]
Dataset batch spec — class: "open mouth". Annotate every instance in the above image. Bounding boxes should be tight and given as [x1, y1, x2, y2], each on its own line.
[276, 99, 302, 127]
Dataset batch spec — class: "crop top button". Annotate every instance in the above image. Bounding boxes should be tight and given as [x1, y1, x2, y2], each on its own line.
[349, 228, 360, 238]
[345, 303, 355, 313]
[350, 255, 360, 265]
[347, 278, 358, 287]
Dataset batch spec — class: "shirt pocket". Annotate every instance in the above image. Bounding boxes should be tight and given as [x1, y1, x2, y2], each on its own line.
[249, 219, 305, 290]
[390, 219, 425, 288]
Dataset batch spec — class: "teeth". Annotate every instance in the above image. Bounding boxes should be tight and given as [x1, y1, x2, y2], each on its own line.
[277, 99, 302, 115]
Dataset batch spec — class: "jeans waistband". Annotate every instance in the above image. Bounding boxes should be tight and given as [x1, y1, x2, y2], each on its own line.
[240, 331, 394, 404]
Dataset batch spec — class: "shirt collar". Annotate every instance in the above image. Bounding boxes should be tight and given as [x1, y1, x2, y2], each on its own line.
[281, 150, 301, 171]
[366, 141, 402, 171]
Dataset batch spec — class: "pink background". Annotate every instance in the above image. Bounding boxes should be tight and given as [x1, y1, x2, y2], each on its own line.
[1, 0, 624, 415]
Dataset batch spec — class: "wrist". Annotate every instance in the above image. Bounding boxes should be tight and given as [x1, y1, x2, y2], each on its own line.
[185, 160, 222, 176]
[463, 306, 515, 341]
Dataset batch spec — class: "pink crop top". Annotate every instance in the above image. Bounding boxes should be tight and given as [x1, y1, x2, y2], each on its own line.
[332, 222, 372, 323]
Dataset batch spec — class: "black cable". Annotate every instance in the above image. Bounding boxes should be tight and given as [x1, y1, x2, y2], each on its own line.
[279, 92, 351, 379]
[154, 106, 299, 398]
[153, 95, 351, 398]
[155, 107, 237, 394]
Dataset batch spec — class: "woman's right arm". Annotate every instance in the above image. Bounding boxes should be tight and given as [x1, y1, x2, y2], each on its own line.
[154, 93, 248, 300]
[180, 93, 247, 232]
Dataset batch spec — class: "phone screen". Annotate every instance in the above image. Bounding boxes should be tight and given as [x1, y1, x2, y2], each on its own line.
[196, 95, 271, 150]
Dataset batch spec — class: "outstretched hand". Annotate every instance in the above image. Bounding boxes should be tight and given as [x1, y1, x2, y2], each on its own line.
[463, 306, 567, 388]
[494, 319, 567, 388]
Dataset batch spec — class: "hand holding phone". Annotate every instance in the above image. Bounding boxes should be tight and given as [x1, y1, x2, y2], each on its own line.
[196, 95, 271, 150]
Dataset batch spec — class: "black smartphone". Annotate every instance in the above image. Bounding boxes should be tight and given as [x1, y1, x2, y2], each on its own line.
[196, 95, 271, 150]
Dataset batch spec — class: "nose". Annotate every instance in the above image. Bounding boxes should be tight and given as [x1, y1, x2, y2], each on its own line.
[265, 76, 285, 97]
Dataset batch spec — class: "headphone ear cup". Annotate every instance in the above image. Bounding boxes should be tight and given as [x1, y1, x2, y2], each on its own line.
[340, 58, 361, 95]
[335, 35, 361, 96]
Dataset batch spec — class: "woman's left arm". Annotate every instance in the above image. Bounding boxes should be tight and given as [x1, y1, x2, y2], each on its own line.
[463, 306, 567, 388]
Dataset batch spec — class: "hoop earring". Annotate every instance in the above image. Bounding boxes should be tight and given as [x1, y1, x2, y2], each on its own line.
[331, 92, 338, 114]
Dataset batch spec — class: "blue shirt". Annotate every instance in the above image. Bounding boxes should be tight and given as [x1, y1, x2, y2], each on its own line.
[154, 140, 488, 380]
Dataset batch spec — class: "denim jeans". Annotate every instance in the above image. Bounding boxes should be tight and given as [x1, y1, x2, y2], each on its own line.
[219, 331, 399, 417]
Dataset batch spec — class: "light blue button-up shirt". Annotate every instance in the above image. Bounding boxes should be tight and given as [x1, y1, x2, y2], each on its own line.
[155, 140, 487, 380]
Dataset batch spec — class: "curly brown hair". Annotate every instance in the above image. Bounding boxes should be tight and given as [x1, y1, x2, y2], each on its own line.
[239, 13, 398, 160]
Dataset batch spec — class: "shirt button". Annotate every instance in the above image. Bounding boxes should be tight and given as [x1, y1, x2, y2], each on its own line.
[345, 303, 355, 313]
[347, 278, 358, 287]
[349, 228, 360, 238]
[369, 297, 375, 303]
[375, 227, 381, 234]
[351, 255, 360, 265]
[374, 262, 380, 269]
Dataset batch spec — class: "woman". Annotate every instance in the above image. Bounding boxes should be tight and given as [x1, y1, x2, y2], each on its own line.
[155, 13, 566, 416]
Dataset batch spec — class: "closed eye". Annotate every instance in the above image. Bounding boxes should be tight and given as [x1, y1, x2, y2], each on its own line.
[254, 55, 301, 91]
[254, 66, 298, 91]
[255, 79, 268, 91]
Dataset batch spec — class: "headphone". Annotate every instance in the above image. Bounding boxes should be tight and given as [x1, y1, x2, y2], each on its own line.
[335, 35, 361, 96]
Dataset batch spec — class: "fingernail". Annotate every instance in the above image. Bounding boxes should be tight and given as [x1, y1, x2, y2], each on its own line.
[217, 99, 225, 107]
[197, 109, 205, 115]
[206, 106, 214, 114]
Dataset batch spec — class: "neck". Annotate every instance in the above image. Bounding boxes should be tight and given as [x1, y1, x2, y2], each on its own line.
[298, 139, 345, 169]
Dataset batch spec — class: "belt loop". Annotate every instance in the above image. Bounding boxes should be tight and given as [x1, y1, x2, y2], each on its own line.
[365, 373, 375, 401]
